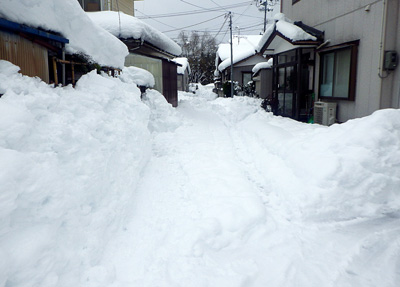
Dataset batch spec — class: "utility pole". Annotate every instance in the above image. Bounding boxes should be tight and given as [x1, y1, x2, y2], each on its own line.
[263, 2, 267, 32]
[229, 12, 234, 98]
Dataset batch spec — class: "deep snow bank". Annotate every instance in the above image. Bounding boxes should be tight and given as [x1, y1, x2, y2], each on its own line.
[236, 107, 400, 221]
[0, 60, 160, 286]
[1, 63, 399, 286]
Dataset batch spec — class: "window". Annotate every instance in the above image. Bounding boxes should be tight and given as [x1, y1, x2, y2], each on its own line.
[242, 72, 252, 86]
[292, 0, 301, 4]
[319, 41, 359, 101]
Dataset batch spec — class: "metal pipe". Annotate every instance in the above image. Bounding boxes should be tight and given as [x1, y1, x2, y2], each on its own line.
[62, 45, 66, 86]
[229, 12, 234, 98]
[378, 0, 388, 78]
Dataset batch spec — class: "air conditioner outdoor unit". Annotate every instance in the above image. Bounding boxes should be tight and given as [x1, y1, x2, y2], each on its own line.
[314, 101, 337, 126]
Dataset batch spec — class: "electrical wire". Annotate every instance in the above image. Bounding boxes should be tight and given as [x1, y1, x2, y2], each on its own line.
[179, 0, 247, 13]
[209, 0, 229, 12]
[135, 10, 178, 29]
[162, 13, 225, 33]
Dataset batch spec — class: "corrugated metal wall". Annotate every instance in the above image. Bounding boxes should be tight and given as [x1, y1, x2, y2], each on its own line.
[0, 30, 49, 83]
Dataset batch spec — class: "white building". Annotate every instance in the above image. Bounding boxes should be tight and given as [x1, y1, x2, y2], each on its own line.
[279, 0, 400, 123]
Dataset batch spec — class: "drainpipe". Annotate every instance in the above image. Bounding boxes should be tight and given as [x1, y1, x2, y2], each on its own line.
[62, 45, 66, 86]
[378, 0, 388, 79]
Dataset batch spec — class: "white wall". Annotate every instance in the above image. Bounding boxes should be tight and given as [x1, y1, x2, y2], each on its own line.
[282, 0, 399, 122]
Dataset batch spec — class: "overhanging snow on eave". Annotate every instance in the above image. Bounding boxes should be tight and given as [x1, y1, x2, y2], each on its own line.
[259, 30, 321, 54]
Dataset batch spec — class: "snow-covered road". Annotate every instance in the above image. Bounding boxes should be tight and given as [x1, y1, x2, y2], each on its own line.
[1, 65, 399, 287]
[100, 89, 400, 287]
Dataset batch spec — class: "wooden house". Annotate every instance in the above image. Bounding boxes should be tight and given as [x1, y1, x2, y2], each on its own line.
[88, 11, 182, 107]
[1, 1, 128, 87]
[0, 18, 68, 84]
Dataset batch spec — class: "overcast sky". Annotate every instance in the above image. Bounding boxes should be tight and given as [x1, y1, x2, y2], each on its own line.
[134, 0, 280, 44]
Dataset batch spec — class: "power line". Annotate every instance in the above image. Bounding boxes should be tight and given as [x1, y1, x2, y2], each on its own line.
[162, 13, 225, 33]
[179, 0, 250, 13]
[135, 10, 177, 29]
[209, 0, 229, 12]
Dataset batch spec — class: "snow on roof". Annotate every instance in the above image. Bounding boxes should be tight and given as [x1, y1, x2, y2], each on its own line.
[87, 11, 182, 57]
[217, 34, 262, 62]
[256, 14, 317, 53]
[119, 66, 155, 88]
[256, 23, 276, 52]
[216, 34, 263, 72]
[218, 49, 257, 72]
[276, 21, 317, 42]
[252, 58, 273, 74]
[173, 57, 191, 75]
[0, 0, 128, 69]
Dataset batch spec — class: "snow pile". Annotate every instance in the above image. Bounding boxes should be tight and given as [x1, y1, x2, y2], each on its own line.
[218, 49, 258, 72]
[119, 66, 155, 88]
[252, 58, 273, 74]
[87, 11, 182, 56]
[173, 57, 191, 75]
[0, 60, 164, 286]
[1, 59, 399, 286]
[0, 0, 128, 68]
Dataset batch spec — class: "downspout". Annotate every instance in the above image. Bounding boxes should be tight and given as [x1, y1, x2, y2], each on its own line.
[62, 45, 66, 86]
[378, 0, 388, 79]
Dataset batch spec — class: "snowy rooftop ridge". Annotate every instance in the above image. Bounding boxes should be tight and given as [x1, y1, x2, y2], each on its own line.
[173, 57, 191, 75]
[256, 14, 317, 52]
[87, 11, 182, 57]
[0, 0, 128, 68]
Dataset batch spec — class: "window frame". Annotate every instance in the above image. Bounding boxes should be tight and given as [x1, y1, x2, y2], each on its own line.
[318, 40, 359, 101]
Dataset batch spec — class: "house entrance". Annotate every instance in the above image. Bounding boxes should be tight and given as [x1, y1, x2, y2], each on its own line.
[273, 48, 315, 122]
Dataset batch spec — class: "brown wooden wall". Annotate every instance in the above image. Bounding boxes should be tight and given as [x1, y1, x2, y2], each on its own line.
[0, 30, 49, 83]
[162, 60, 178, 107]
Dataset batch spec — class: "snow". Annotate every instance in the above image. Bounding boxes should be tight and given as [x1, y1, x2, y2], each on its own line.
[276, 20, 317, 42]
[87, 11, 182, 57]
[217, 35, 262, 63]
[1, 59, 400, 286]
[0, 0, 128, 69]
[218, 49, 257, 72]
[256, 14, 317, 52]
[173, 57, 191, 75]
[256, 22, 276, 52]
[119, 66, 155, 88]
[252, 58, 273, 74]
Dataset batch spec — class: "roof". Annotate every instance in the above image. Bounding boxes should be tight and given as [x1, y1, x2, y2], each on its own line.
[216, 34, 263, 73]
[217, 34, 262, 62]
[218, 49, 258, 72]
[0, 18, 68, 44]
[87, 11, 182, 57]
[257, 14, 322, 54]
[0, 0, 128, 69]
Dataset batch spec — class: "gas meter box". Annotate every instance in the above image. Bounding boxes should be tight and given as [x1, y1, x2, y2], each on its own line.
[384, 51, 398, 71]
